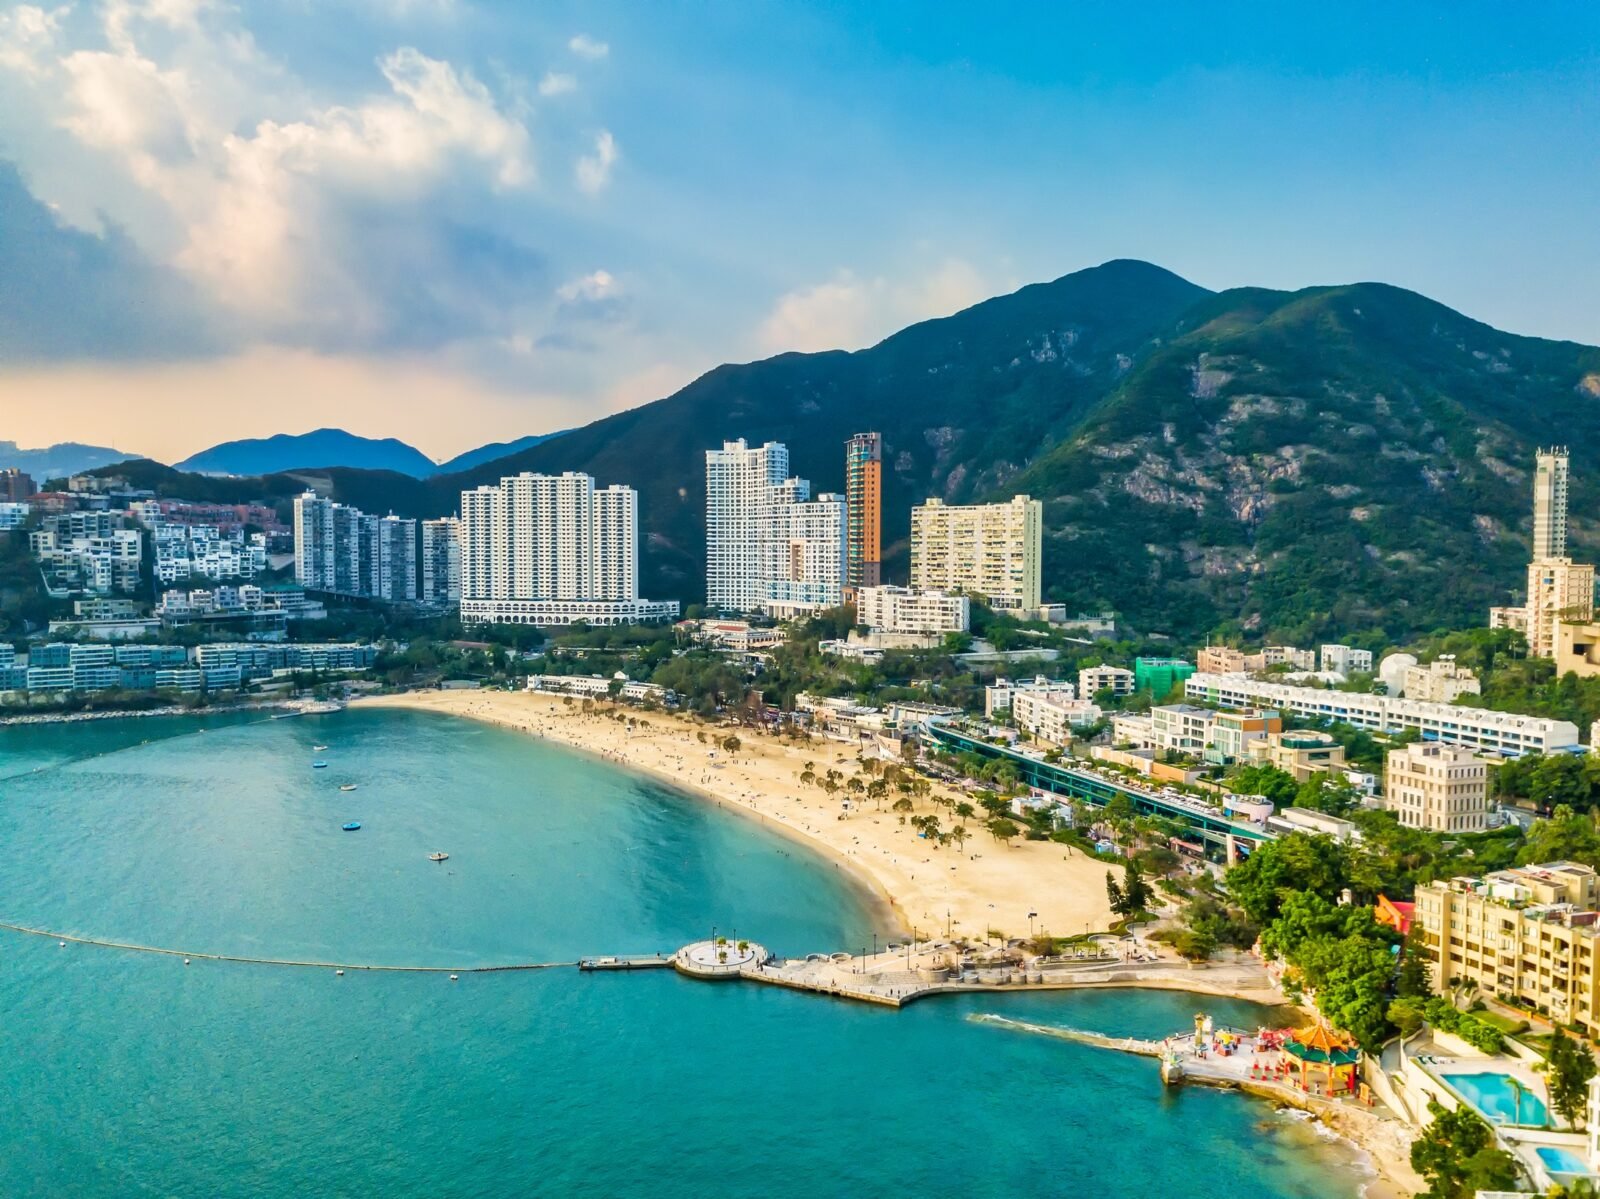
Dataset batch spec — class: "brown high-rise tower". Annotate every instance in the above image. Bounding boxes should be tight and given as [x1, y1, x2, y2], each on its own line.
[844, 432, 881, 589]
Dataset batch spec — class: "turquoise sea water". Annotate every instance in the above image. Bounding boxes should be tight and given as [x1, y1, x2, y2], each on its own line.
[0, 709, 1371, 1197]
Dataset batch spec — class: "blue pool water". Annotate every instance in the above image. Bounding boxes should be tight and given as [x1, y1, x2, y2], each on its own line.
[1537, 1146, 1592, 1176]
[0, 708, 1372, 1197]
[1441, 1072, 1550, 1126]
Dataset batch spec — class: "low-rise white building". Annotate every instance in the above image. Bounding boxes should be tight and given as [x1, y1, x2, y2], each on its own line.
[525, 673, 668, 702]
[985, 675, 1074, 718]
[1078, 664, 1135, 699]
[1185, 671, 1580, 755]
[1149, 704, 1216, 755]
[1402, 655, 1481, 703]
[855, 585, 969, 635]
[1320, 644, 1374, 675]
[1010, 690, 1102, 744]
[1111, 712, 1155, 749]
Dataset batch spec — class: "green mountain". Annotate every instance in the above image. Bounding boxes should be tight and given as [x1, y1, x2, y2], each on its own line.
[92, 261, 1600, 643]
[1012, 281, 1600, 642]
[176, 428, 438, 477]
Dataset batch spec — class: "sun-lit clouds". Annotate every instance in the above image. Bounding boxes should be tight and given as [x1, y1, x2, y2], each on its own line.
[0, 5, 67, 76]
[538, 70, 575, 97]
[16, 1, 542, 340]
[556, 270, 619, 303]
[756, 258, 1008, 354]
[575, 128, 617, 194]
[568, 33, 608, 60]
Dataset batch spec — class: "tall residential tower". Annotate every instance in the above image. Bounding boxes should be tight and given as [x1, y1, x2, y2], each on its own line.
[909, 495, 1042, 612]
[1489, 447, 1594, 658]
[458, 471, 675, 627]
[844, 432, 882, 590]
[705, 439, 846, 616]
[1534, 447, 1570, 560]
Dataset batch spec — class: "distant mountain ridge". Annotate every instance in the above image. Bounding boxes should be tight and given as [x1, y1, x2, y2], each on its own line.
[88, 260, 1600, 642]
[433, 432, 567, 475]
[0, 439, 140, 481]
[176, 428, 439, 478]
[172, 427, 569, 478]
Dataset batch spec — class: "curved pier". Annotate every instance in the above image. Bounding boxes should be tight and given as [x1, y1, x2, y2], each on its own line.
[0, 921, 575, 974]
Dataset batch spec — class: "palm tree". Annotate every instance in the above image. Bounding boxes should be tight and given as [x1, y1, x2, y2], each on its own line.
[1507, 1076, 1527, 1126]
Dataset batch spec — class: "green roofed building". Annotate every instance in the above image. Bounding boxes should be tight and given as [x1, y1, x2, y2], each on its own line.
[1134, 657, 1195, 697]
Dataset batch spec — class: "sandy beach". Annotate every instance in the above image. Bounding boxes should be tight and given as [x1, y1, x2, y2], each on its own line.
[358, 688, 1422, 1194]
[360, 688, 1120, 944]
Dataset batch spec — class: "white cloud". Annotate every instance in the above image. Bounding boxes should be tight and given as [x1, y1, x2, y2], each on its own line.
[568, 33, 608, 60]
[556, 269, 619, 302]
[756, 258, 1005, 354]
[0, 5, 67, 77]
[537, 70, 575, 97]
[24, 3, 538, 331]
[575, 128, 617, 194]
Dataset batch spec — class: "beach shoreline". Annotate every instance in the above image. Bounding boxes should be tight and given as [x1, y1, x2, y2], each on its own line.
[0, 697, 332, 727]
[355, 688, 1422, 1197]
[358, 687, 1131, 945]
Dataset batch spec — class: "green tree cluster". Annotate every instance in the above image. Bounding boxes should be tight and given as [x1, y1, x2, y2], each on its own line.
[1409, 1102, 1520, 1198]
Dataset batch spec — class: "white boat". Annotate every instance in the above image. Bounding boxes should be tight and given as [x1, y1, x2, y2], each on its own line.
[340, 784, 358, 792]
[313, 744, 329, 751]
[428, 852, 449, 863]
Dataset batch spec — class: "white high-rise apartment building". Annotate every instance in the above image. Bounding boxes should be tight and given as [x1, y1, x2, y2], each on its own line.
[1490, 448, 1595, 658]
[375, 514, 417, 602]
[293, 491, 415, 601]
[459, 471, 675, 627]
[909, 496, 1043, 611]
[704, 439, 847, 616]
[421, 518, 462, 606]
[1535, 447, 1570, 560]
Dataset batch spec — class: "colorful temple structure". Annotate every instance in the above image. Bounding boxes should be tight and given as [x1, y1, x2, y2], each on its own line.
[1278, 1022, 1361, 1096]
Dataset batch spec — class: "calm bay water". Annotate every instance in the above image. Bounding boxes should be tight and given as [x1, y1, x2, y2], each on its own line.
[0, 709, 1368, 1197]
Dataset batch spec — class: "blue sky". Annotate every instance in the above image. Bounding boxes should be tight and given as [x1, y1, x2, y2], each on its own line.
[1, 1, 1596, 462]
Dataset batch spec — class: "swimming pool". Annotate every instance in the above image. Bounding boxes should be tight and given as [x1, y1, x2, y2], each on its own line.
[1440, 1073, 1550, 1126]
[1536, 1146, 1591, 1177]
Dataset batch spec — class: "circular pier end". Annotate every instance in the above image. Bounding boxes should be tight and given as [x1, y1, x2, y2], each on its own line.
[674, 939, 769, 979]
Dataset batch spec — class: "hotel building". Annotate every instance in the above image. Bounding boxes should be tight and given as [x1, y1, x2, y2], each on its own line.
[908, 495, 1042, 612]
[459, 471, 676, 627]
[1415, 863, 1600, 1036]
[421, 517, 462, 606]
[1384, 742, 1491, 833]
[844, 432, 882, 590]
[1184, 671, 1581, 755]
[704, 439, 846, 616]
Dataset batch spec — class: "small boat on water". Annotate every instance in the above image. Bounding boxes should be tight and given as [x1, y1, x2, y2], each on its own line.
[313, 744, 328, 751]
[340, 784, 358, 792]
[342, 821, 362, 831]
[428, 852, 449, 862]
[312, 761, 328, 769]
